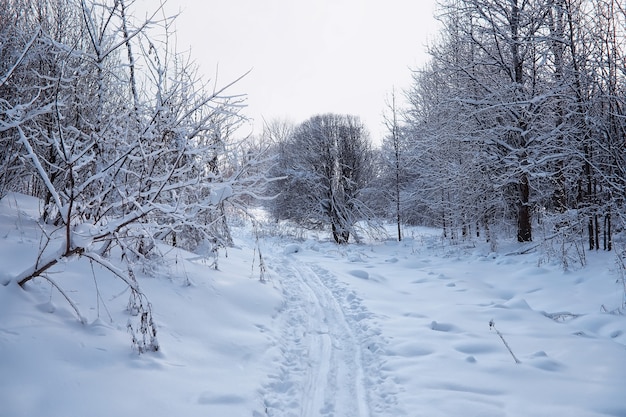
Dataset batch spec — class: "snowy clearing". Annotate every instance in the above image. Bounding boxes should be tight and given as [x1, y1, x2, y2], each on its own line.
[1, 193, 625, 417]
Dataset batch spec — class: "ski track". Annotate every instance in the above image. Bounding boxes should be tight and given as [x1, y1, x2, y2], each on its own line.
[261, 254, 403, 417]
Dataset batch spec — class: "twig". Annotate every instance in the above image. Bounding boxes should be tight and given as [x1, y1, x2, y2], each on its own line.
[489, 320, 521, 364]
[40, 274, 87, 324]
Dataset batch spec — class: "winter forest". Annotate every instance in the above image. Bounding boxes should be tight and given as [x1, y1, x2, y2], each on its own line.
[1, 0, 626, 416]
[3, 0, 626, 270]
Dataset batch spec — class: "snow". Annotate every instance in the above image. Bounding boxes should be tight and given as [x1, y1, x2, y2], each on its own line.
[210, 184, 234, 205]
[1, 193, 625, 417]
[71, 222, 99, 249]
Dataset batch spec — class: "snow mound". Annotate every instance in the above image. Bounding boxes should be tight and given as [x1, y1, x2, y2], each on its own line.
[283, 243, 302, 254]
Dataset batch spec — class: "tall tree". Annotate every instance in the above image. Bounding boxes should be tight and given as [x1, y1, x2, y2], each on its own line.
[382, 89, 404, 241]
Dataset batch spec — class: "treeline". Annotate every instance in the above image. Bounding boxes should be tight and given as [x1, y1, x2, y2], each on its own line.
[3, 0, 625, 254]
[378, 0, 625, 249]
[266, 1, 626, 252]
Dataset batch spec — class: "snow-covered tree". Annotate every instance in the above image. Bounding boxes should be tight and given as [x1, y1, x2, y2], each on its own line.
[400, 0, 626, 253]
[380, 89, 406, 241]
[584, 0, 626, 250]
[269, 113, 377, 244]
[0, 0, 267, 351]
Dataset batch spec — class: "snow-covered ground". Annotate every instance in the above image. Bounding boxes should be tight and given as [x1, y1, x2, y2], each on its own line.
[1, 192, 625, 417]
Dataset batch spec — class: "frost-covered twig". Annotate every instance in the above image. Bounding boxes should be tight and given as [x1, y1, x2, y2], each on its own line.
[16, 245, 83, 287]
[82, 251, 139, 292]
[489, 320, 521, 364]
[612, 248, 626, 313]
[16, 126, 65, 220]
[251, 221, 268, 282]
[90, 259, 113, 322]
[39, 274, 87, 324]
[0, 28, 41, 89]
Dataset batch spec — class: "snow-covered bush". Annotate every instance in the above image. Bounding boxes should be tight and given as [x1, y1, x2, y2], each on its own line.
[267, 113, 380, 244]
[0, 0, 272, 352]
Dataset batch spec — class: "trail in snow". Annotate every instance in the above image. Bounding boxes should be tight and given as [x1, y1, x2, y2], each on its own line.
[260, 252, 403, 417]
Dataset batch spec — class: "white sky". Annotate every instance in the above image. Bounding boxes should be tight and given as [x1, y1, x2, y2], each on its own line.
[142, 1, 440, 141]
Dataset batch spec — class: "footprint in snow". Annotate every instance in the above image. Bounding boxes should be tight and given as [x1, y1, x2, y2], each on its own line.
[197, 392, 246, 405]
[430, 321, 460, 333]
[527, 351, 565, 372]
[349, 270, 369, 280]
[283, 244, 302, 255]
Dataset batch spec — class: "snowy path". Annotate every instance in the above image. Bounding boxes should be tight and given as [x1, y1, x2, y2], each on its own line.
[257, 237, 626, 417]
[261, 253, 403, 417]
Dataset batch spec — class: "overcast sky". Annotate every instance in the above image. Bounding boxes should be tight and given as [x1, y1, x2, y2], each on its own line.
[142, 1, 440, 141]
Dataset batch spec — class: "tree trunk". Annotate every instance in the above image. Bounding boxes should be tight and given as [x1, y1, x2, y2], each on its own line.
[331, 222, 349, 244]
[517, 172, 532, 242]
[588, 216, 595, 250]
[604, 212, 611, 251]
[511, 0, 532, 243]
[593, 213, 600, 250]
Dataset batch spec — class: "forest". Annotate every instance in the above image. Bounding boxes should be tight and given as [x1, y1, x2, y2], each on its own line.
[268, 0, 626, 255]
[392, 0, 626, 252]
[1, 0, 625, 286]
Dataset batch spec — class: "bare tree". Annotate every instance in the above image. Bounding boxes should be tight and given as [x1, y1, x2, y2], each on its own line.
[270, 113, 378, 244]
[382, 89, 404, 241]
